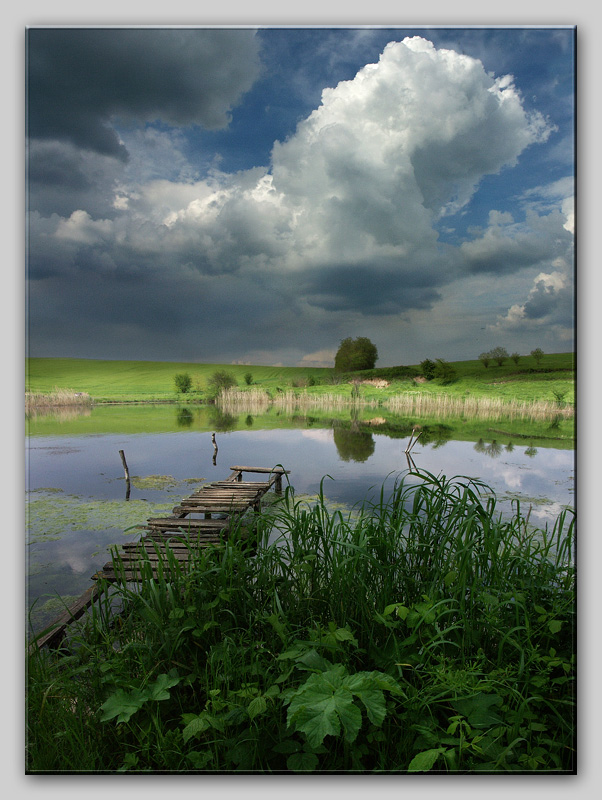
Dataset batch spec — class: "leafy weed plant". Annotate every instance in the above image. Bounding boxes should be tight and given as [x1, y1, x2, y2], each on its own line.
[26, 471, 575, 773]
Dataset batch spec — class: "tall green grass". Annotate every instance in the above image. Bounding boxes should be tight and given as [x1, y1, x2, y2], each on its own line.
[26, 471, 575, 773]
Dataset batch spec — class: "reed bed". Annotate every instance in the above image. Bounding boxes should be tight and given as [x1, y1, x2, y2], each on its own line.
[26, 471, 575, 774]
[217, 387, 380, 414]
[216, 387, 573, 422]
[385, 392, 574, 422]
[26, 388, 92, 414]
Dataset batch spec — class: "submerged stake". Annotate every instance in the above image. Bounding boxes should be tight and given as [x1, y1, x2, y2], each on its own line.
[119, 449, 131, 499]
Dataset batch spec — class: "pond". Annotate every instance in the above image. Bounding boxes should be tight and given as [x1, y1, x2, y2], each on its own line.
[25, 403, 575, 634]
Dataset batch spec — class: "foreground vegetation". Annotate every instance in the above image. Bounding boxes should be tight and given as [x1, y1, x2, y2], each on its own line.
[27, 472, 575, 773]
[26, 352, 575, 408]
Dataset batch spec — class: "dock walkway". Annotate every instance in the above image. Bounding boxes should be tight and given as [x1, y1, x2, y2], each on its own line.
[30, 465, 289, 652]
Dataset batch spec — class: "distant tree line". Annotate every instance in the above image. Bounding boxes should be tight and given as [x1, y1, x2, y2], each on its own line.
[478, 347, 544, 368]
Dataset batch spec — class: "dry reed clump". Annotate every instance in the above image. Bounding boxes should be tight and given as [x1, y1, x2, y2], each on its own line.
[217, 388, 272, 415]
[217, 387, 380, 414]
[26, 388, 92, 413]
[216, 387, 573, 422]
[385, 392, 574, 421]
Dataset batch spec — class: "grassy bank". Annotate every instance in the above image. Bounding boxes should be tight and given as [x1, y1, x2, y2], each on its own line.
[26, 353, 575, 408]
[27, 472, 575, 773]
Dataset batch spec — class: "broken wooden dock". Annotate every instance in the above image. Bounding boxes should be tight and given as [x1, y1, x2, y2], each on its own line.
[30, 464, 289, 652]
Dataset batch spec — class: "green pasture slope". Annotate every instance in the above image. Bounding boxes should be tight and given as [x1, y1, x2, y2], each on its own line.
[26, 358, 328, 402]
[26, 352, 575, 405]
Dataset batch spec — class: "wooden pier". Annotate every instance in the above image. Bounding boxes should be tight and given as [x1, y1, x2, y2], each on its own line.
[30, 465, 289, 652]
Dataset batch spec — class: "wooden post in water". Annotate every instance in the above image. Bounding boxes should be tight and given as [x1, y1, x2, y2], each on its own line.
[119, 449, 131, 499]
[211, 433, 218, 466]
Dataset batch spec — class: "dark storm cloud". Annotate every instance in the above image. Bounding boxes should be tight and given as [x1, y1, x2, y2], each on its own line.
[302, 263, 442, 315]
[26, 28, 262, 158]
[460, 211, 572, 275]
[522, 277, 573, 325]
[28, 141, 90, 190]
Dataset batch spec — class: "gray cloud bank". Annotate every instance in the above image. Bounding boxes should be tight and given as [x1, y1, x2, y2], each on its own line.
[27, 32, 574, 365]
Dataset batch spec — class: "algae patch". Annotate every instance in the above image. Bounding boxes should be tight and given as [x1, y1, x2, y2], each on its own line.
[131, 474, 185, 490]
[26, 491, 173, 542]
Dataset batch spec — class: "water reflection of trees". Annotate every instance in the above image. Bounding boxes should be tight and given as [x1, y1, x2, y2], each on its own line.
[208, 409, 237, 432]
[474, 439, 504, 458]
[176, 408, 194, 427]
[333, 428, 375, 462]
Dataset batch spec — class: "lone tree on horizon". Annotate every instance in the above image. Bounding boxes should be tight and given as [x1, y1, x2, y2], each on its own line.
[334, 337, 378, 372]
[490, 346, 509, 366]
[531, 347, 545, 364]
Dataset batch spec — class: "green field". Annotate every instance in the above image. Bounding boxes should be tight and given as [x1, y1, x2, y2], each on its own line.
[26, 352, 575, 406]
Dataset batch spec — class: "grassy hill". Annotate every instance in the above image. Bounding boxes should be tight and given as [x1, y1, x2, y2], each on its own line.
[25, 357, 329, 402]
[26, 352, 575, 405]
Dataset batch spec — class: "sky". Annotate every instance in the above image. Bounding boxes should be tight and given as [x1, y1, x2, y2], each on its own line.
[25, 25, 575, 368]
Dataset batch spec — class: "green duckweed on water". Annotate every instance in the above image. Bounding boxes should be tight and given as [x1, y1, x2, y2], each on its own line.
[26, 490, 176, 542]
[130, 474, 205, 490]
[27, 475, 207, 535]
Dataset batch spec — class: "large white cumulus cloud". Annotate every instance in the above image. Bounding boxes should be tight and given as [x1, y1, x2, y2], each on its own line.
[60, 36, 554, 310]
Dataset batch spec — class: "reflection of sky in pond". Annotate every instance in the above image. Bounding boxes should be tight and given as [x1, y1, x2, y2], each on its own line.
[26, 425, 574, 631]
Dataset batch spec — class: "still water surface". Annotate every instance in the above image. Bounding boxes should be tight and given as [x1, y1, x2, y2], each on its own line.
[25, 405, 574, 632]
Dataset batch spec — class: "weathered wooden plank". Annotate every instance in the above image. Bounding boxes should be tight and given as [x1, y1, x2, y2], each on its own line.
[179, 496, 251, 505]
[145, 517, 230, 529]
[137, 535, 225, 546]
[121, 539, 224, 552]
[29, 583, 104, 653]
[212, 481, 271, 488]
[173, 503, 251, 514]
[104, 551, 216, 567]
[229, 466, 290, 474]
[191, 490, 260, 497]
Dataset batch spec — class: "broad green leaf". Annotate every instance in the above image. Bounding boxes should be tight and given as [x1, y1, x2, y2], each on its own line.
[287, 751, 319, 772]
[355, 686, 387, 727]
[147, 672, 180, 702]
[332, 626, 358, 645]
[452, 693, 504, 729]
[548, 619, 563, 634]
[187, 750, 213, 769]
[335, 695, 363, 742]
[277, 645, 306, 661]
[266, 613, 288, 644]
[364, 670, 405, 696]
[294, 648, 333, 672]
[443, 570, 458, 588]
[383, 602, 409, 619]
[289, 693, 342, 747]
[100, 687, 149, 723]
[408, 748, 445, 772]
[248, 695, 267, 720]
[182, 714, 212, 743]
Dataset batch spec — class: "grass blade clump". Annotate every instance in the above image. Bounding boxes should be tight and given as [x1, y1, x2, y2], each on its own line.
[27, 470, 575, 773]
